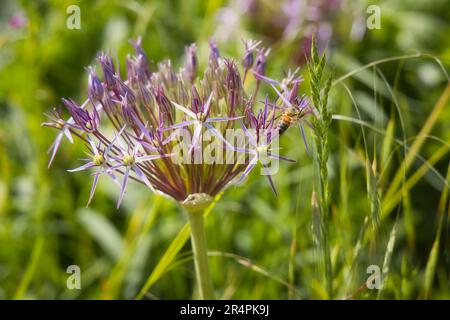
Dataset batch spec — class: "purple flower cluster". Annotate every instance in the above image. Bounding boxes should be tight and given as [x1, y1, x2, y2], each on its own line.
[43, 37, 313, 206]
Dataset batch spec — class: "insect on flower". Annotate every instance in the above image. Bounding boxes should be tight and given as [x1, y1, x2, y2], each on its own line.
[273, 82, 313, 154]
[43, 36, 313, 206]
[254, 69, 313, 155]
[41, 36, 320, 303]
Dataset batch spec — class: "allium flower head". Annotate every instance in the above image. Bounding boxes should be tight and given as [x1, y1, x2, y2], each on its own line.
[44, 37, 313, 206]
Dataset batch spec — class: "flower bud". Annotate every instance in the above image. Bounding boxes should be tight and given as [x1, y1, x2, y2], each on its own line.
[130, 36, 149, 68]
[120, 95, 137, 125]
[153, 86, 173, 123]
[209, 39, 220, 67]
[241, 50, 254, 70]
[158, 60, 177, 89]
[253, 48, 269, 77]
[63, 98, 99, 133]
[87, 67, 104, 102]
[225, 60, 243, 112]
[98, 53, 116, 90]
[241, 39, 261, 71]
[191, 85, 202, 114]
[287, 80, 299, 105]
[183, 43, 197, 83]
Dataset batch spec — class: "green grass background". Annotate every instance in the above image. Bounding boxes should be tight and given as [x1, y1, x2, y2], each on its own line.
[0, 0, 449, 299]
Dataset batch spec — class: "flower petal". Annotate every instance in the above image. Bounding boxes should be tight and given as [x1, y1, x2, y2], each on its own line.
[136, 153, 174, 163]
[87, 137, 99, 155]
[300, 122, 311, 156]
[206, 116, 244, 123]
[262, 164, 278, 196]
[117, 166, 130, 209]
[170, 100, 196, 119]
[202, 93, 214, 117]
[252, 71, 280, 85]
[47, 132, 63, 168]
[106, 125, 126, 156]
[135, 138, 158, 152]
[240, 121, 257, 147]
[63, 126, 74, 144]
[270, 83, 292, 108]
[162, 119, 197, 131]
[162, 129, 185, 145]
[132, 164, 155, 192]
[237, 157, 258, 184]
[204, 123, 253, 154]
[191, 123, 202, 149]
[87, 173, 100, 206]
[268, 153, 296, 163]
[67, 161, 95, 172]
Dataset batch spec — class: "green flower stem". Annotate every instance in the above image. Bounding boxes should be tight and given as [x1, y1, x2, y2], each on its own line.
[182, 193, 214, 299]
[187, 208, 214, 299]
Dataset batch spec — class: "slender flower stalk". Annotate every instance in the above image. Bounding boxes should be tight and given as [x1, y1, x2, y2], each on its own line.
[182, 193, 214, 299]
[43, 36, 313, 299]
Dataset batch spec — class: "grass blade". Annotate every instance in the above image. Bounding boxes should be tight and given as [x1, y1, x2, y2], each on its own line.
[78, 208, 124, 261]
[421, 163, 450, 299]
[384, 84, 450, 207]
[422, 240, 440, 299]
[377, 221, 398, 299]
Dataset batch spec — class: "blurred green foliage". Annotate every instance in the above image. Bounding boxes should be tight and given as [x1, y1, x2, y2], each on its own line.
[0, 0, 449, 299]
